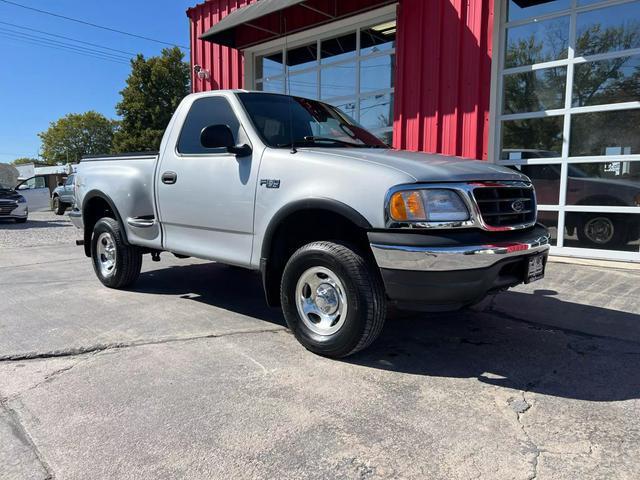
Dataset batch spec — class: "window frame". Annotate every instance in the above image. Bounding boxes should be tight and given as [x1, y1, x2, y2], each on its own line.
[175, 96, 244, 156]
[244, 5, 397, 144]
[490, 0, 640, 262]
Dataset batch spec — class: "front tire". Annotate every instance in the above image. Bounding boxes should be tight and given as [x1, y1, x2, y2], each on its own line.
[280, 241, 386, 358]
[91, 217, 142, 288]
[52, 196, 66, 215]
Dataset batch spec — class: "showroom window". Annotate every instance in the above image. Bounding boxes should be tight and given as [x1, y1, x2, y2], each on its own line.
[495, 0, 640, 260]
[248, 14, 396, 146]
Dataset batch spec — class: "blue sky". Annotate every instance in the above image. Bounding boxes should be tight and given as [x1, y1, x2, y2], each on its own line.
[0, 0, 195, 163]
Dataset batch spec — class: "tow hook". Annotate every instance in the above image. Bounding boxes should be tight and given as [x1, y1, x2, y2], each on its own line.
[151, 252, 161, 262]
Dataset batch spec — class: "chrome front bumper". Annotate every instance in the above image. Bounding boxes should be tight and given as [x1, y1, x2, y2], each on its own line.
[370, 228, 550, 272]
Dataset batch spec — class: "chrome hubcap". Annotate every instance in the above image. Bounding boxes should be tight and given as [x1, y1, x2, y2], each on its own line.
[295, 266, 348, 336]
[96, 232, 117, 277]
[585, 217, 614, 244]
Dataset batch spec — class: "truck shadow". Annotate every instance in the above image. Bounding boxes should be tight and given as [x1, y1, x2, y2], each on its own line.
[133, 262, 640, 402]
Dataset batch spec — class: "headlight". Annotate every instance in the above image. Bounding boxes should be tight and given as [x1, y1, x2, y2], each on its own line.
[17, 195, 26, 203]
[389, 189, 469, 222]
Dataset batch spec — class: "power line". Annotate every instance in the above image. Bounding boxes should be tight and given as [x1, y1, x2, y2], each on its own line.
[0, 28, 130, 62]
[0, 27, 131, 62]
[0, 20, 138, 56]
[0, 31, 130, 65]
[0, 0, 188, 49]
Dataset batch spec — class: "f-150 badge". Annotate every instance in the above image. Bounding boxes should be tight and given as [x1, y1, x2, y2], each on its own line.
[260, 179, 280, 189]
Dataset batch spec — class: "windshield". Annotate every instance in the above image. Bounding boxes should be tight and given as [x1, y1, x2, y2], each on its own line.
[237, 93, 388, 149]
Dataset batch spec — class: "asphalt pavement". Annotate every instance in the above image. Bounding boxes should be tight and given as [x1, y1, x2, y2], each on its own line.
[0, 213, 639, 479]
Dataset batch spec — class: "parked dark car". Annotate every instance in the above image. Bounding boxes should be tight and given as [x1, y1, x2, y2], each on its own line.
[506, 151, 640, 248]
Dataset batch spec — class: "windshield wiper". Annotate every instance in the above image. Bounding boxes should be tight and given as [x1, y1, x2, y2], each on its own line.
[277, 136, 368, 148]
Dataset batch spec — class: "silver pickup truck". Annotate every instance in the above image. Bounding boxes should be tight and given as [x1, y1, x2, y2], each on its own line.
[71, 90, 549, 358]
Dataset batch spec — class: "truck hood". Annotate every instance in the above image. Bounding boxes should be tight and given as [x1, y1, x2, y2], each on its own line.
[308, 148, 529, 183]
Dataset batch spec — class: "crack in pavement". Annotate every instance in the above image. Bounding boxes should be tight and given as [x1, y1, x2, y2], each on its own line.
[0, 399, 55, 480]
[0, 326, 288, 363]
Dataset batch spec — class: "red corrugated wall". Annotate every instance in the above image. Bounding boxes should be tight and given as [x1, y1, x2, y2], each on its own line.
[187, 0, 256, 93]
[393, 0, 494, 160]
[187, 0, 495, 160]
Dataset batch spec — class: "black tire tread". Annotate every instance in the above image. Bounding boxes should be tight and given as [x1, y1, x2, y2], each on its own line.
[92, 217, 142, 289]
[281, 241, 386, 357]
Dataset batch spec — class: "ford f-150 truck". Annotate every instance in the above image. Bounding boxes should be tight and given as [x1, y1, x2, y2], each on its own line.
[70, 90, 550, 358]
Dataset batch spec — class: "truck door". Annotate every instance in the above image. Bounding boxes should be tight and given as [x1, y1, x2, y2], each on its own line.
[156, 96, 258, 266]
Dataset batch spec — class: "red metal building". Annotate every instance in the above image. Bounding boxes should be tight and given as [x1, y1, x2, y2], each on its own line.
[186, 0, 640, 262]
[187, 0, 494, 159]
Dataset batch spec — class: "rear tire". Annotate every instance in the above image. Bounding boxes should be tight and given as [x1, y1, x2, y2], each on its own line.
[280, 241, 386, 358]
[576, 214, 627, 248]
[91, 217, 142, 288]
[52, 196, 66, 215]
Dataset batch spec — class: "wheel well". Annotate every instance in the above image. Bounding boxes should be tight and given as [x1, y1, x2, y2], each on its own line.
[261, 209, 371, 307]
[82, 195, 121, 257]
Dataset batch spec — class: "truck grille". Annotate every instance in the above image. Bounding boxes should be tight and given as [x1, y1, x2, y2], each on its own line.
[0, 201, 17, 216]
[473, 184, 536, 228]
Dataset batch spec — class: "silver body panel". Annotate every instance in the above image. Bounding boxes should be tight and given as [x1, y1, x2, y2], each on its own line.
[74, 90, 542, 272]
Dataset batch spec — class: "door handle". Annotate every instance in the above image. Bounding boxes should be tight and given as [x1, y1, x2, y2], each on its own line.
[161, 171, 177, 185]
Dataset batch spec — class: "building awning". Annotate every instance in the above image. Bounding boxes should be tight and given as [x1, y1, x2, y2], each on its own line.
[200, 0, 396, 49]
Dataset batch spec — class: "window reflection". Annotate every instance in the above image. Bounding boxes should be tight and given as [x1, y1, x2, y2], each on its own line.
[576, 2, 640, 56]
[507, 0, 570, 22]
[330, 99, 357, 120]
[570, 109, 640, 156]
[501, 117, 564, 158]
[503, 67, 566, 113]
[573, 54, 640, 107]
[258, 77, 285, 94]
[321, 32, 357, 64]
[256, 52, 283, 79]
[360, 21, 396, 56]
[564, 212, 640, 251]
[360, 55, 395, 93]
[286, 42, 317, 72]
[505, 16, 569, 68]
[360, 93, 394, 130]
[321, 62, 356, 99]
[565, 162, 640, 206]
[288, 70, 317, 99]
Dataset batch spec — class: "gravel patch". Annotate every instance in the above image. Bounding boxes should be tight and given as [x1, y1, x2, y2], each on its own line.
[0, 211, 77, 248]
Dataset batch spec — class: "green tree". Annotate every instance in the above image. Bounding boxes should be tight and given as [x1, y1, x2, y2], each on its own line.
[113, 47, 190, 153]
[38, 111, 116, 165]
[11, 157, 43, 166]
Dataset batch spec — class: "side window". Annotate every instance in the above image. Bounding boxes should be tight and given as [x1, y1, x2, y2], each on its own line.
[18, 176, 46, 190]
[177, 97, 241, 154]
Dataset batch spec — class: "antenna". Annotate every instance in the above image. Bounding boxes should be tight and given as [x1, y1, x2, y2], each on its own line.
[284, 17, 296, 154]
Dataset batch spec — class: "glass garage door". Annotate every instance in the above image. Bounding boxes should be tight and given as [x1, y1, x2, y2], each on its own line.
[249, 14, 396, 146]
[496, 0, 640, 261]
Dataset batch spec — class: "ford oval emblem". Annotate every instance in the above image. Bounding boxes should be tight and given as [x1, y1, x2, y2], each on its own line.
[511, 200, 525, 212]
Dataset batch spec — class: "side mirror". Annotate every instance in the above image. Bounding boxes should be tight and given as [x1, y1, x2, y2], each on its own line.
[200, 124, 235, 149]
[200, 124, 252, 157]
[58, 182, 63, 187]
